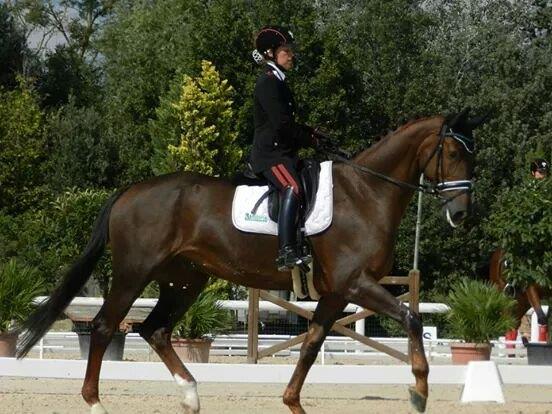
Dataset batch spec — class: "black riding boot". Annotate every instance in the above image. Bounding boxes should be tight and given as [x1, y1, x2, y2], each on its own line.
[276, 187, 302, 271]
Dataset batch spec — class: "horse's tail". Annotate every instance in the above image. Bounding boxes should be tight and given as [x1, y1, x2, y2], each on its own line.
[16, 189, 126, 358]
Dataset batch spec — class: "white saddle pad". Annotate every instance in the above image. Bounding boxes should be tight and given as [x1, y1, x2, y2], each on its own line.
[232, 161, 333, 236]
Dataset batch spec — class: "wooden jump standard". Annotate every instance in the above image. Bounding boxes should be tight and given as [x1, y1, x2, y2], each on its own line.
[247, 269, 420, 364]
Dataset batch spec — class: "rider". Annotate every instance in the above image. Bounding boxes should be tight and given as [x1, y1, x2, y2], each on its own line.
[530, 158, 549, 180]
[249, 26, 325, 272]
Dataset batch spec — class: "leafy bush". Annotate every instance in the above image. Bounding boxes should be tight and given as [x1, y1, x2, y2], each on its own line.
[0, 79, 46, 213]
[485, 177, 552, 289]
[0, 259, 45, 332]
[447, 279, 516, 343]
[44, 101, 117, 190]
[151, 60, 242, 177]
[173, 290, 233, 339]
[0, 188, 112, 294]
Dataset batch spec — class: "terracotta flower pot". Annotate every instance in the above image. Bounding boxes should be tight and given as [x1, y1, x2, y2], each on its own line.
[0, 332, 18, 357]
[172, 338, 213, 363]
[450, 342, 491, 364]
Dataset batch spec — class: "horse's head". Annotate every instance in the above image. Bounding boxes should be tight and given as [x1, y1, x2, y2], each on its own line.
[418, 108, 486, 227]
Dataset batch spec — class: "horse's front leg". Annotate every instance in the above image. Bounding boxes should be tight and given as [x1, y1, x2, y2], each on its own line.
[344, 271, 429, 413]
[283, 295, 346, 414]
[526, 284, 548, 325]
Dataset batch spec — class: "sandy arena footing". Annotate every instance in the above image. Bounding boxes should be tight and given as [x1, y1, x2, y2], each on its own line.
[1, 377, 552, 414]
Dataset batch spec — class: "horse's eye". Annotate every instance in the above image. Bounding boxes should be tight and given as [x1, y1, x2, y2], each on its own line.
[449, 151, 459, 159]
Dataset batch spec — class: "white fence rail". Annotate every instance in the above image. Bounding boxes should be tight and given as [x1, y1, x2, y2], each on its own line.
[31, 332, 528, 363]
[27, 297, 538, 363]
[35, 297, 543, 338]
[36, 296, 452, 338]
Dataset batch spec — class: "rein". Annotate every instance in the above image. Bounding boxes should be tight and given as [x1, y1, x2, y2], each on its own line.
[327, 123, 474, 202]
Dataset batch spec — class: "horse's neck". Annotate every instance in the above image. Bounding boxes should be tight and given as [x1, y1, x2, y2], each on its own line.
[348, 117, 442, 222]
[354, 117, 441, 185]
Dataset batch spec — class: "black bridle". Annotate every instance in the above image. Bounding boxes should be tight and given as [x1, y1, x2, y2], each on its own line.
[328, 122, 474, 203]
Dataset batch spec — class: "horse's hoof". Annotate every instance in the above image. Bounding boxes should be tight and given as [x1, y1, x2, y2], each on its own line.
[408, 386, 427, 413]
[90, 402, 108, 414]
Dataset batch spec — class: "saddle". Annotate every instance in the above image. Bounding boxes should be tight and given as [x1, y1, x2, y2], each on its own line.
[243, 159, 321, 222]
[232, 160, 332, 300]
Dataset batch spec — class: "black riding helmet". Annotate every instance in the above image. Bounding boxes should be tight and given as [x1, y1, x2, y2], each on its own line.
[530, 158, 549, 174]
[252, 26, 295, 64]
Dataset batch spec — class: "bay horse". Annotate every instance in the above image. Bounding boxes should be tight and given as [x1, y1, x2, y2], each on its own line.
[16, 109, 484, 414]
[489, 248, 550, 341]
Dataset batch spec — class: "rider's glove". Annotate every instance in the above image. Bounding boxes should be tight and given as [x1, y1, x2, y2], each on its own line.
[312, 127, 339, 152]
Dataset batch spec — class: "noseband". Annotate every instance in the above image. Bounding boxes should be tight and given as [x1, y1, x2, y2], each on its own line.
[330, 122, 474, 202]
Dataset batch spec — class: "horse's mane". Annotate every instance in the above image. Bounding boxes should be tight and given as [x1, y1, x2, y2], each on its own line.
[349, 116, 436, 160]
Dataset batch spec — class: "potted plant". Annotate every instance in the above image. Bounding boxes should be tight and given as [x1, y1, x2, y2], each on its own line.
[447, 279, 516, 364]
[171, 290, 233, 363]
[0, 259, 44, 357]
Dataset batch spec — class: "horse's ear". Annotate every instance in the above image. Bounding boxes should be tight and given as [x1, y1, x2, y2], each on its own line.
[447, 107, 471, 127]
[466, 116, 486, 129]
[466, 112, 491, 130]
[459, 107, 471, 119]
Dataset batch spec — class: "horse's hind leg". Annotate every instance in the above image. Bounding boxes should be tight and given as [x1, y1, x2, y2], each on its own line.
[283, 295, 346, 414]
[138, 267, 208, 414]
[81, 269, 149, 414]
[344, 272, 429, 413]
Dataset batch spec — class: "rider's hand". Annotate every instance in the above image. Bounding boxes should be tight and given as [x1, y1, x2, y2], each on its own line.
[312, 127, 338, 152]
[312, 127, 332, 143]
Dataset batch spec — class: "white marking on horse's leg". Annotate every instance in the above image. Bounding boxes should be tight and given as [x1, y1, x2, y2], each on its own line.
[174, 374, 200, 413]
[90, 402, 108, 414]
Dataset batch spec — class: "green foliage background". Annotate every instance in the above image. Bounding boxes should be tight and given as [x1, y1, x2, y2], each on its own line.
[0, 1, 551, 329]
[486, 177, 552, 289]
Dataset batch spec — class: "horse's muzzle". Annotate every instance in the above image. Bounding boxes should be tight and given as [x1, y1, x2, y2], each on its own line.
[442, 192, 471, 228]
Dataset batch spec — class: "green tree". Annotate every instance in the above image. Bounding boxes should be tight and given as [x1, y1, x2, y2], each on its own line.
[385, 0, 552, 299]
[485, 177, 552, 289]
[44, 100, 117, 190]
[152, 60, 242, 176]
[0, 79, 46, 213]
[99, 0, 195, 183]
[9, 0, 114, 108]
[38, 45, 101, 107]
[13, 0, 115, 62]
[0, 4, 27, 89]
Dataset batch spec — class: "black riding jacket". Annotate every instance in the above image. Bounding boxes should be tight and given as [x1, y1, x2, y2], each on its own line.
[249, 64, 314, 173]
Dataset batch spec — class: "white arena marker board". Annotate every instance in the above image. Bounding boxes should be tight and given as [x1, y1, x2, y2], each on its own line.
[461, 361, 505, 404]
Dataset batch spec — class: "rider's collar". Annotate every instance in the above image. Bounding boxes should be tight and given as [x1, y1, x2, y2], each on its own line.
[266, 61, 286, 81]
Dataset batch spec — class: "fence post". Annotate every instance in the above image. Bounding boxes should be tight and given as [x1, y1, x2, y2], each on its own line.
[408, 269, 420, 362]
[408, 269, 420, 315]
[247, 288, 259, 363]
[355, 307, 365, 354]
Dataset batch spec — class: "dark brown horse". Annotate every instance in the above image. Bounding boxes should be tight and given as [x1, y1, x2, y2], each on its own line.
[16, 109, 484, 414]
[489, 248, 550, 340]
